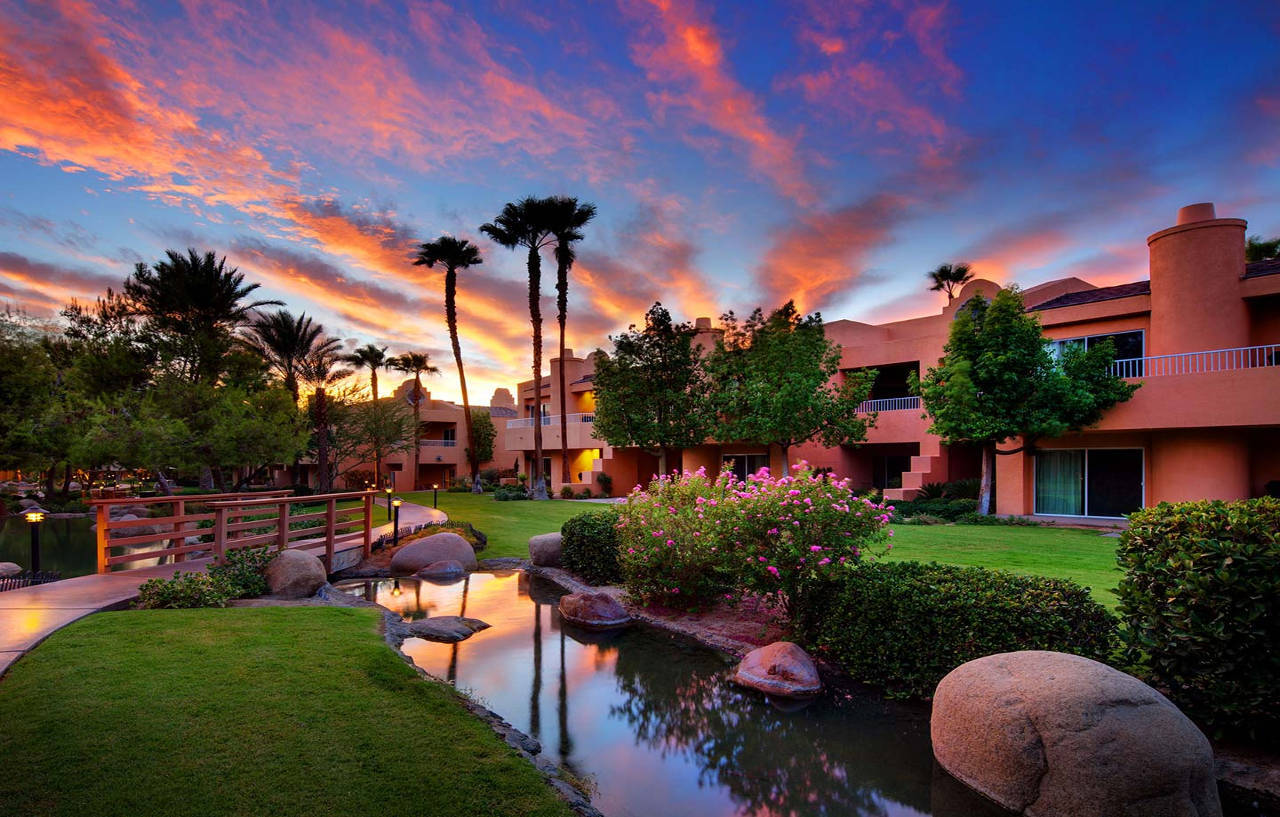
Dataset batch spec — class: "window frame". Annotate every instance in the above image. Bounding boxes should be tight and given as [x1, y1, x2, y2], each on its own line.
[1047, 328, 1145, 361]
[1033, 446, 1145, 519]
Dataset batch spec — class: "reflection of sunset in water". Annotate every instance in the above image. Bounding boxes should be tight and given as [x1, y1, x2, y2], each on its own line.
[386, 572, 1011, 817]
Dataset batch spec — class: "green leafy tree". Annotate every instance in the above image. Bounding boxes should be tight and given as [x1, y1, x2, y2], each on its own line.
[328, 389, 416, 484]
[388, 351, 440, 490]
[704, 302, 875, 474]
[413, 235, 484, 492]
[481, 197, 556, 500]
[468, 409, 496, 470]
[1246, 234, 1279, 262]
[543, 196, 597, 486]
[592, 303, 713, 477]
[927, 262, 974, 303]
[298, 338, 351, 492]
[913, 287, 1139, 514]
[0, 311, 58, 475]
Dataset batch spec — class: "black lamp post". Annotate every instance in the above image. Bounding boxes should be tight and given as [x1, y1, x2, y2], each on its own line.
[432, 483, 439, 509]
[391, 497, 402, 548]
[23, 505, 46, 574]
[384, 485, 393, 515]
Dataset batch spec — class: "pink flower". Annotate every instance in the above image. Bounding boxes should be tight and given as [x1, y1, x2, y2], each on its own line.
[810, 545, 823, 552]
[818, 558, 831, 566]
[766, 565, 780, 577]
[767, 527, 779, 535]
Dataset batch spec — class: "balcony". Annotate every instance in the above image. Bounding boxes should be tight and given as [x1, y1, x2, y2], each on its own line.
[507, 413, 595, 429]
[1110, 344, 1279, 378]
[856, 396, 920, 413]
[420, 439, 457, 447]
[504, 413, 600, 451]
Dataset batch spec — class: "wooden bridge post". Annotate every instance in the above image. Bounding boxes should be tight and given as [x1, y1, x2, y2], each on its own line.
[95, 502, 110, 574]
[171, 499, 186, 563]
[362, 491, 374, 559]
[213, 505, 228, 565]
[324, 497, 336, 572]
[276, 500, 290, 551]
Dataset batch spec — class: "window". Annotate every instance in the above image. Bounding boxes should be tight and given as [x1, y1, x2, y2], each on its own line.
[1049, 330, 1144, 364]
[442, 427, 457, 442]
[872, 454, 912, 490]
[1035, 449, 1143, 517]
[722, 453, 770, 481]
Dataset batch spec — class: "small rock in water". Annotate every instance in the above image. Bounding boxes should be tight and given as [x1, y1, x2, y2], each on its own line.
[557, 592, 631, 630]
[731, 642, 822, 698]
[405, 616, 491, 643]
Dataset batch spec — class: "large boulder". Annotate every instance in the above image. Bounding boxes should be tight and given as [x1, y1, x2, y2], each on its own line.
[528, 532, 562, 567]
[263, 550, 326, 599]
[416, 560, 466, 581]
[404, 616, 491, 643]
[0, 561, 22, 578]
[390, 532, 477, 574]
[558, 592, 631, 629]
[731, 642, 822, 698]
[932, 651, 1221, 817]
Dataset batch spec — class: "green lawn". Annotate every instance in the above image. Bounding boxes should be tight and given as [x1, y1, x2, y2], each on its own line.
[400, 491, 592, 559]
[884, 523, 1123, 608]
[0, 607, 571, 817]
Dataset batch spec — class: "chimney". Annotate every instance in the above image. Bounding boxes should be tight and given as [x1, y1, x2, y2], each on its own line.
[1175, 202, 1216, 225]
[695, 317, 711, 330]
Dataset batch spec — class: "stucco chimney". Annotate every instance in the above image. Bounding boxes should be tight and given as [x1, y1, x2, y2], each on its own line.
[1175, 202, 1216, 225]
[695, 317, 711, 329]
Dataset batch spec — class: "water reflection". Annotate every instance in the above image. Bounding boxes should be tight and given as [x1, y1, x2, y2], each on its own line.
[0, 516, 97, 577]
[395, 572, 1012, 817]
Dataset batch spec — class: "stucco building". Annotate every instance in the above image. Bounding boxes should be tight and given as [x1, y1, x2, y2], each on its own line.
[504, 202, 1280, 519]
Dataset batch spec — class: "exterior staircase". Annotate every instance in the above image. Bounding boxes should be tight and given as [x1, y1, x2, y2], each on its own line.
[883, 437, 948, 501]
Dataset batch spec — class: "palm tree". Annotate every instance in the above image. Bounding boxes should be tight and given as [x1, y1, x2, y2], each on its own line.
[481, 197, 556, 500]
[343, 343, 390, 485]
[389, 351, 440, 489]
[1247, 235, 1280, 263]
[125, 248, 281, 383]
[414, 236, 484, 493]
[543, 196, 597, 487]
[927, 262, 974, 303]
[247, 309, 326, 402]
[298, 338, 350, 493]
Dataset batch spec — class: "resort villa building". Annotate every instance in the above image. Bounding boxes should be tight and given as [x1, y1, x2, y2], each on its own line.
[502, 202, 1280, 521]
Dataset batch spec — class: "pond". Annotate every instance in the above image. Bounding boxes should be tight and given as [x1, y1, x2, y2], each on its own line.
[335, 572, 1016, 817]
[0, 516, 98, 578]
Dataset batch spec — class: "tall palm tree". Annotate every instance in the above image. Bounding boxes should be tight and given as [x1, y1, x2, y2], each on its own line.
[414, 236, 485, 493]
[543, 196, 597, 487]
[246, 309, 326, 402]
[927, 262, 974, 304]
[343, 343, 390, 485]
[389, 351, 440, 489]
[481, 197, 556, 500]
[298, 338, 350, 493]
[125, 248, 281, 383]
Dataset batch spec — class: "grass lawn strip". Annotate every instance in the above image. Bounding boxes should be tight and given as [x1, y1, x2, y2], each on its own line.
[0, 606, 572, 817]
[400, 491, 590, 559]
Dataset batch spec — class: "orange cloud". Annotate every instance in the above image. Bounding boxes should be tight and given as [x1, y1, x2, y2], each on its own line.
[622, 0, 816, 205]
[756, 194, 907, 313]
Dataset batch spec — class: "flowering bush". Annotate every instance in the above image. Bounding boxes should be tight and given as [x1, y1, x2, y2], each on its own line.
[616, 463, 893, 621]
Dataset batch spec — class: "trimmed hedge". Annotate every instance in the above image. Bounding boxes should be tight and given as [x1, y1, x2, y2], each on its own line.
[806, 561, 1117, 698]
[561, 509, 622, 585]
[1117, 498, 1280, 736]
[888, 497, 977, 521]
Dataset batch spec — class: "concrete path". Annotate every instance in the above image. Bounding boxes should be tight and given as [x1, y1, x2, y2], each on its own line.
[0, 500, 445, 678]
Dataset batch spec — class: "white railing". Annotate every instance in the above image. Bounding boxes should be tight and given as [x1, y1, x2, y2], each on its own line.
[506, 413, 595, 429]
[856, 396, 921, 413]
[1110, 344, 1279, 378]
[420, 439, 457, 447]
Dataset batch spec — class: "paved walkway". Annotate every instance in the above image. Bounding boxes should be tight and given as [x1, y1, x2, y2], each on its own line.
[0, 500, 444, 678]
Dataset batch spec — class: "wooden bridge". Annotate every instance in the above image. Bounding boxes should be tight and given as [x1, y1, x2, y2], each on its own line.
[92, 489, 380, 574]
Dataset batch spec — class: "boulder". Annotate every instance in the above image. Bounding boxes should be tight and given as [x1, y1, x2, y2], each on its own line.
[557, 592, 631, 630]
[528, 532, 562, 567]
[416, 560, 466, 580]
[263, 550, 326, 599]
[931, 651, 1221, 817]
[0, 561, 22, 578]
[404, 616, 491, 643]
[731, 642, 822, 698]
[389, 532, 477, 574]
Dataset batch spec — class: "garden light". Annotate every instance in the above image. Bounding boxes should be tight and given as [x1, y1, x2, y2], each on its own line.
[23, 504, 47, 573]
[432, 483, 439, 509]
[391, 497, 403, 548]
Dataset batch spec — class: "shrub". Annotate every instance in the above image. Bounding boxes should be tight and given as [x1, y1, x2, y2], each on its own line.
[137, 572, 236, 609]
[616, 464, 892, 618]
[889, 497, 976, 521]
[596, 472, 613, 496]
[560, 486, 575, 499]
[808, 561, 1117, 698]
[494, 485, 528, 501]
[1117, 498, 1280, 736]
[943, 477, 981, 499]
[895, 513, 948, 526]
[561, 509, 623, 585]
[575, 489, 593, 499]
[954, 512, 1042, 526]
[447, 478, 471, 493]
[207, 546, 275, 599]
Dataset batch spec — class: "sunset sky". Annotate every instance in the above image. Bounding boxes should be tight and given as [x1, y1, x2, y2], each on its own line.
[3, 0, 1279, 403]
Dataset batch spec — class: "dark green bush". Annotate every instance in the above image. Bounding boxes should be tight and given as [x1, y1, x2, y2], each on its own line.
[1117, 498, 1280, 737]
[595, 472, 613, 496]
[494, 485, 528, 501]
[575, 489, 593, 499]
[560, 485, 575, 499]
[806, 561, 1117, 698]
[889, 497, 977, 521]
[561, 509, 622, 585]
[954, 512, 1042, 526]
[207, 546, 275, 598]
[137, 572, 235, 609]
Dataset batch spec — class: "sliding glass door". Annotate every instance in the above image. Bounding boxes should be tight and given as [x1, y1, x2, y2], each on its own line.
[1035, 448, 1143, 517]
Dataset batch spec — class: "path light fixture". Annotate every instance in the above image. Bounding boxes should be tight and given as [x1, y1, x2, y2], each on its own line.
[432, 483, 439, 509]
[391, 497, 403, 548]
[23, 505, 47, 573]
[384, 485, 393, 514]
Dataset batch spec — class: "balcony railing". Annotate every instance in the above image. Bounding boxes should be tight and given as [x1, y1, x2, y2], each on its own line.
[1110, 344, 1279, 378]
[507, 413, 596, 429]
[856, 396, 921, 413]
[420, 439, 457, 447]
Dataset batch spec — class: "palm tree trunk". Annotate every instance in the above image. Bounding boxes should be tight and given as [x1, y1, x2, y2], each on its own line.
[371, 369, 381, 487]
[446, 270, 481, 494]
[556, 255, 570, 488]
[528, 246, 548, 500]
[316, 387, 330, 493]
[411, 374, 422, 490]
